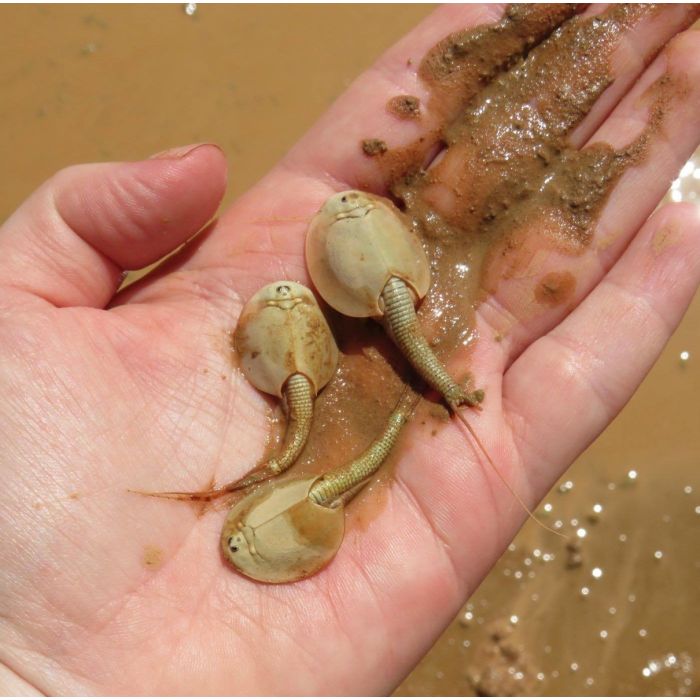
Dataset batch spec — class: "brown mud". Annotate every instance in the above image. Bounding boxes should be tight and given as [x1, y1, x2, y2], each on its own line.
[3, 5, 699, 696]
[386, 95, 422, 120]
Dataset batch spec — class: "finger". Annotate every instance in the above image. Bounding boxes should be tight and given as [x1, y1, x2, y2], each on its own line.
[568, 4, 700, 147]
[481, 26, 700, 368]
[503, 201, 700, 493]
[0, 144, 226, 309]
[282, 4, 582, 192]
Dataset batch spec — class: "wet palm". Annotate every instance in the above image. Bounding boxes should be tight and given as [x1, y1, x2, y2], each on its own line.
[1, 5, 700, 695]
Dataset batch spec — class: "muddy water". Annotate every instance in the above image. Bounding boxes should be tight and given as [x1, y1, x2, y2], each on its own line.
[2, 5, 698, 696]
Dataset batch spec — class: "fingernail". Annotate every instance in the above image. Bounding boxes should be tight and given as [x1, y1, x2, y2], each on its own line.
[149, 143, 223, 160]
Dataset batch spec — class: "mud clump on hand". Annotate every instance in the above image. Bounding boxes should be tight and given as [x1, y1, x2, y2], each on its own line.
[387, 95, 421, 120]
[362, 138, 388, 157]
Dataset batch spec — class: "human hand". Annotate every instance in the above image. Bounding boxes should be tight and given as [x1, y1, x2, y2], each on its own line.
[1, 5, 699, 695]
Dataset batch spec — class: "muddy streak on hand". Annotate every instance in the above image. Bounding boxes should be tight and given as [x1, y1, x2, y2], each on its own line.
[291, 5, 695, 510]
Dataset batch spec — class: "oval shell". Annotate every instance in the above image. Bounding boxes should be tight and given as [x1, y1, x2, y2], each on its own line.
[305, 190, 431, 318]
[221, 475, 345, 584]
[234, 281, 338, 398]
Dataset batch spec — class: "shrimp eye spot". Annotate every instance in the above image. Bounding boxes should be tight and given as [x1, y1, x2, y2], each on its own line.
[276, 285, 291, 295]
[228, 537, 240, 553]
[341, 196, 347, 203]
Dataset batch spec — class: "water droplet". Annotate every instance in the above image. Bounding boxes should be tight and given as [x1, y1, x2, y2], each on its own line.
[514, 570, 523, 580]
[653, 550, 663, 560]
[694, 506, 700, 515]
[683, 485, 693, 495]
[580, 586, 590, 597]
[586, 677, 594, 686]
[553, 520, 563, 530]
[510, 615, 519, 625]
[184, 2, 197, 15]
[537, 672, 545, 681]
[462, 639, 471, 648]
[570, 518, 579, 527]
[627, 469, 638, 481]
[608, 607, 617, 615]
[543, 503, 553, 513]
[680, 350, 690, 363]
[508, 543, 517, 552]
[599, 630, 608, 639]
[514, 671, 524, 681]
[570, 662, 579, 672]
[533, 548, 542, 557]
[619, 533, 628, 543]
[642, 667, 652, 678]
[524, 557, 532, 566]
[559, 480, 574, 493]
[639, 628, 648, 638]
[576, 527, 587, 538]
[592, 567, 603, 579]
[593, 503, 603, 514]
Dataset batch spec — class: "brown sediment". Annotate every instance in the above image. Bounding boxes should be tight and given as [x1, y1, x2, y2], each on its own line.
[294, 4, 695, 513]
[362, 138, 388, 157]
[142, 545, 164, 570]
[535, 271, 576, 307]
[387, 95, 421, 120]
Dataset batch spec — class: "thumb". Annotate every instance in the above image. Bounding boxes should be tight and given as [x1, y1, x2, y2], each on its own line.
[0, 143, 227, 309]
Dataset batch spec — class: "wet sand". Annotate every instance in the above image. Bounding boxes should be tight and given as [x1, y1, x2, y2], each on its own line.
[2, 5, 698, 695]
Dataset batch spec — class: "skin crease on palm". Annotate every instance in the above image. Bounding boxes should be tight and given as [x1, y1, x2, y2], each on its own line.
[1, 3, 700, 695]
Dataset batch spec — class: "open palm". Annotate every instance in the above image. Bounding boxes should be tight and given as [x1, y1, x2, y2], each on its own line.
[2, 5, 699, 695]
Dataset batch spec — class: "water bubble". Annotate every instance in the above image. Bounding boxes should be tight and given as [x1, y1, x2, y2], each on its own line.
[627, 469, 638, 481]
[580, 586, 590, 597]
[570, 518, 579, 527]
[570, 662, 579, 672]
[639, 628, 648, 638]
[510, 615, 519, 625]
[586, 677, 595, 686]
[683, 485, 693, 495]
[543, 503, 553, 513]
[593, 503, 603, 514]
[462, 639, 471, 648]
[628, 593, 637, 603]
[671, 190, 683, 202]
[537, 672, 545, 681]
[576, 528, 588, 538]
[619, 533, 628, 543]
[559, 480, 574, 493]
[599, 630, 608, 639]
[592, 567, 603, 579]
[533, 548, 542, 558]
[695, 506, 700, 515]
[680, 350, 690, 363]
[609, 607, 617, 615]
[653, 550, 663, 560]
[508, 543, 517, 552]
[680, 160, 694, 178]
[642, 667, 652, 678]
[184, 2, 197, 15]
[514, 570, 523, 580]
